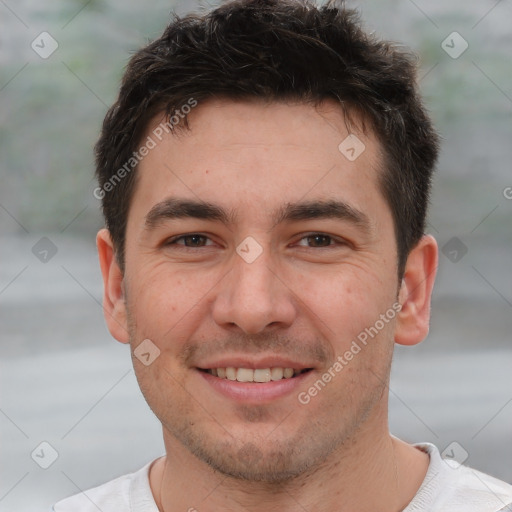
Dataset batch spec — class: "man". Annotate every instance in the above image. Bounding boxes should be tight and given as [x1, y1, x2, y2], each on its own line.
[53, 0, 512, 510]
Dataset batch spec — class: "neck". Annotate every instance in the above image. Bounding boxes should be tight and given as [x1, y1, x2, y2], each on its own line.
[150, 411, 429, 512]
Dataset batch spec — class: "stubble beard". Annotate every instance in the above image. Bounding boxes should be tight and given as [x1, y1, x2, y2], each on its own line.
[127, 309, 392, 485]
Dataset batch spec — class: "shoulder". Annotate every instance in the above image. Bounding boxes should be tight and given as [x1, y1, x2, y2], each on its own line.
[51, 460, 158, 512]
[448, 464, 512, 511]
[406, 443, 512, 512]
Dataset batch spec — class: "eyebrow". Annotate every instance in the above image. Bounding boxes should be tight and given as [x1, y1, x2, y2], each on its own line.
[144, 197, 371, 233]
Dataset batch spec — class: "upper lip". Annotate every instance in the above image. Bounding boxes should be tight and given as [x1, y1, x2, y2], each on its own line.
[196, 356, 315, 370]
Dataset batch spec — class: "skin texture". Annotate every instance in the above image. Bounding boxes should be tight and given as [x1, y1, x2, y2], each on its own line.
[97, 99, 438, 511]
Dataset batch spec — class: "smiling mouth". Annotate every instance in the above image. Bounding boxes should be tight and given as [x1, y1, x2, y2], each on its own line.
[198, 367, 313, 383]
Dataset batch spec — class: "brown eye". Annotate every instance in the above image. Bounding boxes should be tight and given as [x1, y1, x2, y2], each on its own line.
[305, 234, 333, 247]
[166, 234, 212, 247]
[296, 233, 339, 248]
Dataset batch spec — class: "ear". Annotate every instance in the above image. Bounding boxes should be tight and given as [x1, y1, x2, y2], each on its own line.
[96, 228, 130, 344]
[394, 235, 438, 346]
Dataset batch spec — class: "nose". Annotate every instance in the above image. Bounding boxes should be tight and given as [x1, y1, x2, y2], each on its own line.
[211, 246, 297, 334]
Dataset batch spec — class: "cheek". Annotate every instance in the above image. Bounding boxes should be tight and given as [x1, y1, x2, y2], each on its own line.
[293, 265, 395, 346]
[125, 264, 218, 349]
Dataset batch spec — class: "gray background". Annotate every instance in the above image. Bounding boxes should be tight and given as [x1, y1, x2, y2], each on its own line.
[0, 0, 511, 510]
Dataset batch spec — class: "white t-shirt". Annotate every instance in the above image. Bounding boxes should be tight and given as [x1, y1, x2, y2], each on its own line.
[52, 443, 512, 511]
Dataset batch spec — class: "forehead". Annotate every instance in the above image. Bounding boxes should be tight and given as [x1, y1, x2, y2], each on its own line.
[130, 98, 388, 228]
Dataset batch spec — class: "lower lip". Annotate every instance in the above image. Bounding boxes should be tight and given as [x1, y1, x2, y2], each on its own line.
[197, 369, 313, 403]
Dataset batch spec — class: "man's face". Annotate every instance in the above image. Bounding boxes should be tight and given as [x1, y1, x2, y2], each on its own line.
[119, 99, 402, 481]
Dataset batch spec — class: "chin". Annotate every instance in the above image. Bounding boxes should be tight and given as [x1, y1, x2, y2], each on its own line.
[191, 440, 320, 483]
[170, 418, 345, 484]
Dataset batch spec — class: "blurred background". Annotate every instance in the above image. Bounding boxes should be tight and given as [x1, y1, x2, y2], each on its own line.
[0, 0, 511, 510]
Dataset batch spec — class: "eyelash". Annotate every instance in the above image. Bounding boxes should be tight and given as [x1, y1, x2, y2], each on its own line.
[164, 233, 346, 249]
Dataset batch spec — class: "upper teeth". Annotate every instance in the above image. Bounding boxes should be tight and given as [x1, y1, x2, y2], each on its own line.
[208, 367, 297, 382]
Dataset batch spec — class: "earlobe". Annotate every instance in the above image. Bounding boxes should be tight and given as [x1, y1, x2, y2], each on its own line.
[394, 235, 438, 347]
[96, 228, 130, 344]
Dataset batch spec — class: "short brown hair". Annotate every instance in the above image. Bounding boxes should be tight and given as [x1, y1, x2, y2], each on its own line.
[95, 0, 440, 277]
